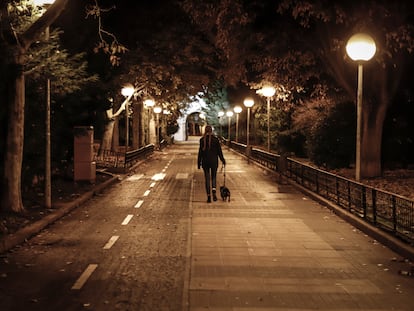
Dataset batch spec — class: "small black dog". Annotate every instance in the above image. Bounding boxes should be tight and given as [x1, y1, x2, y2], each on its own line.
[220, 185, 231, 202]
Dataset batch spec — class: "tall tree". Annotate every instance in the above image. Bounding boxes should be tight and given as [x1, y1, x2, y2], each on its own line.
[1, 0, 69, 213]
[182, 0, 414, 177]
[277, 0, 414, 177]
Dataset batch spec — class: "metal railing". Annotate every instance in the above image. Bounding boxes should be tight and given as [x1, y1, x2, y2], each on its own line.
[94, 149, 125, 168]
[124, 144, 154, 168]
[230, 143, 414, 244]
[95, 144, 154, 170]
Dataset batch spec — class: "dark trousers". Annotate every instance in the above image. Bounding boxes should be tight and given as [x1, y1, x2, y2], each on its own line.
[202, 165, 218, 195]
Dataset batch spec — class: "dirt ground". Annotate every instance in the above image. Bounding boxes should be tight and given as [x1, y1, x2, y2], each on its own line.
[0, 173, 113, 237]
[332, 168, 414, 201]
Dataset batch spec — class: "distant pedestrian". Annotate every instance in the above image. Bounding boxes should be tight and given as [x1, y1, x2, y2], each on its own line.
[197, 125, 226, 203]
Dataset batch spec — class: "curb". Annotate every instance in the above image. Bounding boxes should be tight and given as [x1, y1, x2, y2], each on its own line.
[0, 174, 120, 254]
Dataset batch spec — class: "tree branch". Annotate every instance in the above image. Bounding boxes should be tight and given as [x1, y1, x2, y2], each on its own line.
[19, 0, 69, 51]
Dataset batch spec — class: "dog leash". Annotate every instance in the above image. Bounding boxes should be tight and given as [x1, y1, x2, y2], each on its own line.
[222, 164, 226, 186]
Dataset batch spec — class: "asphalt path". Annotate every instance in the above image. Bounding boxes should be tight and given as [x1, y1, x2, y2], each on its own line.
[0, 144, 196, 311]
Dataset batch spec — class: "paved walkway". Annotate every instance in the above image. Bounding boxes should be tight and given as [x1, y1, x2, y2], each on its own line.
[188, 143, 414, 311]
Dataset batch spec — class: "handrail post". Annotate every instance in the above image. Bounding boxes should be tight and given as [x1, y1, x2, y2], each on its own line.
[392, 196, 397, 233]
[362, 186, 367, 219]
[372, 189, 377, 225]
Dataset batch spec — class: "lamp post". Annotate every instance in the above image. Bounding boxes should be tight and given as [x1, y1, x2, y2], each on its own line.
[35, 0, 56, 209]
[162, 109, 170, 140]
[346, 33, 376, 181]
[153, 106, 162, 149]
[121, 85, 135, 151]
[243, 98, 254, 157]
[257, 86, 276, 151]
[226, 111, 234, 143]
[233, 105, 242, 143]
[144, 99, 155, 144]
[218, 111, 224, 137]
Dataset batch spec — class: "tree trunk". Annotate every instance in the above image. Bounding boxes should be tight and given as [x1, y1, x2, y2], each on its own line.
[0, 0, 68, 213]
[98, 120, 115, 156]
[2, 55, 25, 213]
[113, 118, 119, 151]
[132, 102, 140, 149]
[360, 98, 387, 178]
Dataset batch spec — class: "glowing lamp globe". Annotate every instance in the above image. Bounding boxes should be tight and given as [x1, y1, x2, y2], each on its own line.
[257, 86, 276, 98]
[243, 98, 254, 108]
[153, 106, 162, 114]
[144, 99, 155, 108]
[234, 106, 242, 114]
[34, 0, 55, 5]
[346, 33, 376, 61]
[121, 85, 134, 97]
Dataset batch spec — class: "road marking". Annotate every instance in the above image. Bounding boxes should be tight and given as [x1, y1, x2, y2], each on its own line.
[143, 190, 150, 196]
[135, 200, 144, 208]
[151, 173, 166, 181]
[71, 264, 98, 290]
[150, 182, 156, 188]
[176, 173, 188, 179]
[103, 236, 119, 249]
[122, 214, 134, 225]
[126, 174, 143, 181]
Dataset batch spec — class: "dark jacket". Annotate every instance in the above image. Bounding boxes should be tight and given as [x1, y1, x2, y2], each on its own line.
[198, 134, 225, 169]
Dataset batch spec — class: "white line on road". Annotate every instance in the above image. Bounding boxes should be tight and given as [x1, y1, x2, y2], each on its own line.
[151, 173, 166, 181]
[150, 182, 156, 188]
[122, 214, 134, 225]
[143, 190, 150, 196]
[103, 236, 119, 249]
[71, 264, 98, 290]
[135, 200, 144, 208]
[126, 174, 143, 181]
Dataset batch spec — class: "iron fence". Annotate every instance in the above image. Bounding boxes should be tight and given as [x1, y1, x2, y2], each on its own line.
[94, 144, 154, 170]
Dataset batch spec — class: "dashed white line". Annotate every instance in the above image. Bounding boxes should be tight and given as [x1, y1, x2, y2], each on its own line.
[126, 174, 143, 181]
[103, 236, 119, 249]
[135, 200, 144, 208]
[150, 182, 156, 188]
[151, 173, 166, 181]
[121, 214, 134, 225]
[71, 264, 98, 290]
[143, 190, 150, 196]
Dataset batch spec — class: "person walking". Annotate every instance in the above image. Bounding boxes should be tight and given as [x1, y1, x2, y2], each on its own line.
[197, 125, 226, 203]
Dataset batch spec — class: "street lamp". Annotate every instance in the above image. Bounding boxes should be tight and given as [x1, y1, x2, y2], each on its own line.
[35, 0, 56, 209]
[153, 106, 162, 149]
[218, 111, 224, 137]
[243, 98, 254, 158]
[34, 0, 55, 4]
[121, 84, 135, 151]
[226, 111, 234, 143]
[346, 33, 376, 181]
[257, 86, 276, 151]
[233, 105, 242, 143]
[144, 99, 155, 144]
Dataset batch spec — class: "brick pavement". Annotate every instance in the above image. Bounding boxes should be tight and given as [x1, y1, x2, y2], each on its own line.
[187, 145, 414, 311]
